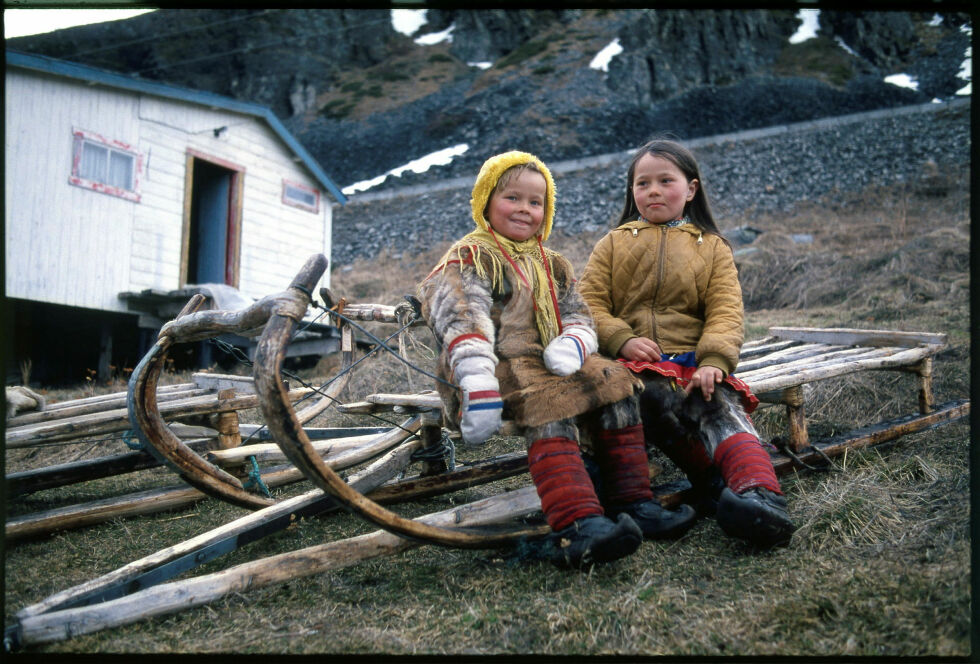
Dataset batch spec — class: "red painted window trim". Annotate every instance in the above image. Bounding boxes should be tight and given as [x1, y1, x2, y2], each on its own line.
[282, 178, 320, 213]
[68, 127, 142, 202]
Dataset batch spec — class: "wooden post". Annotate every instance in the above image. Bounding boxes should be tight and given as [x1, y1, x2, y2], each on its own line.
[915, 357, 934, 414]
[210, 388, 242, 450]
[418, 409, 447, 477]
[783, 385, 809, 452]
[97, 321, 113, 383]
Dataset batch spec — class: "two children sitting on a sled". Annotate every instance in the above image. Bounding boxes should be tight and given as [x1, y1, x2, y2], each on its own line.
[417, 148, 795, 570]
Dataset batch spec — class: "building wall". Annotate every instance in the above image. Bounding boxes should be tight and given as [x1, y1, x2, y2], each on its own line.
[5, 67, 333, 315]
[5, 69, 137, 311]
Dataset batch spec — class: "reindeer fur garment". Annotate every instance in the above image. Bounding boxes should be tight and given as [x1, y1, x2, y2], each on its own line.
[419, 245, 641, 429]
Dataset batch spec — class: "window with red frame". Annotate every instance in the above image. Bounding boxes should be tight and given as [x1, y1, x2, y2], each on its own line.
[282, 179, 319, 213]
[70, 129, 141, 202]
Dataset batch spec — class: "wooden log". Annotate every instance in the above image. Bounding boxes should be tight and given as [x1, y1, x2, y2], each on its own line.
[739, 335, 779, 350]
[736, 346, 898, 382]
[737, 339, 797, 358]
[207, 433, 372, 466]
[768, 326, 947, 348]
[744, 345, 944, 395]
[734, 343, 848, 373]
[783, 385, 810, 452]
[5, 387, 313, 448]
[366, 392, 443, 409]
[6, 419, 422, 541]
[418, 409, 447, 477]
[334, 302, 425, 326]
[6, 438, 218, 497]
[38, 383, 196, 412]
[5, 387, 209, 429]
[916, 358, 934, 414]
[334, 400, 379, 414]
[11, 486, 545, 648]
[770, 398, 969, 473]
[191, 373, 259, 395]
[368, 451, 529, 504]
[210, 389, 242, 450]
[15, 435, 425, 621]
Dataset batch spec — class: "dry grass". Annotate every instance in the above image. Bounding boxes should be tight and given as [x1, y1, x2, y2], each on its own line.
[3, 174, 971, 656]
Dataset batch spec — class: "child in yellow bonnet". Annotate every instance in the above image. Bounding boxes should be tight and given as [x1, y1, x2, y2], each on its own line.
[417, 150, 695, 570]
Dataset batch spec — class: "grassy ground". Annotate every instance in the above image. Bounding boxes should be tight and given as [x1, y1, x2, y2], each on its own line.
[3, 171, 971, 656]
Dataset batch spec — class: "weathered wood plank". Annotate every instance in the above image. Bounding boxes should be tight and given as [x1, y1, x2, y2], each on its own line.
[6, 419, 421, 541]
[206, 432, 379, 466]
[335, 401, 380, 414]
[14, 436, 424, 621]
[737, 339, 798, 359]
[365, 392, 442, 408]
[737, 346, 893, 381]
[6, 438, 217, 496]
[191, 373, 258, 395]
[739, 335, 779, 350]
[6, 387, 208, 428]
[769, 327, 946, 348]
[5, 388, 314, 447]
[735, 343, 847, 373]
[336, 303, 424, 326]
[35, 383, 197, 412]
[12, 486, 543, 647]
[745, 345, 944, 402]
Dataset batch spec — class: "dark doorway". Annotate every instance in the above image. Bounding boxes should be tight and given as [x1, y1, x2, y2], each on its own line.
[186, 158, 237, 286]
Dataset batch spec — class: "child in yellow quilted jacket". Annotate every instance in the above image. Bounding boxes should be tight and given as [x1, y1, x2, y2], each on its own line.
[579, 139, 795, 548]
[417, 150, 695, 569]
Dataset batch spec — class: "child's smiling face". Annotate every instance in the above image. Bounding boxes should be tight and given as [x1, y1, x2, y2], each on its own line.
[631, 153, 698, 224]
[486, 169, 547, 242]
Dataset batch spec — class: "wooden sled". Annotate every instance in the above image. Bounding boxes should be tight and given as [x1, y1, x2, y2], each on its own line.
[4, 253, 969, 650]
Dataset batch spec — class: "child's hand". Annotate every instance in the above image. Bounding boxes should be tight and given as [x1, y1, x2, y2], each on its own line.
[454, 357, 503, 445]
[684, 366, 724, 401]
[620, 337, 662, 362]
[543, 324, 598, 376]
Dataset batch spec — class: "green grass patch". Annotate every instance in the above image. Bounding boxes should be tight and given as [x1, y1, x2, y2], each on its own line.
[496, 39, 549, 69]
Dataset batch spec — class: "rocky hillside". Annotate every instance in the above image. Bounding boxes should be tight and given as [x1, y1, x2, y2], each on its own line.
[330, 99, 970, 265]
[8, 8, 971, 190]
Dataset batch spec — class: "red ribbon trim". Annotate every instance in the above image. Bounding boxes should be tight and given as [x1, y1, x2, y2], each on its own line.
[619, 358, 760, 414]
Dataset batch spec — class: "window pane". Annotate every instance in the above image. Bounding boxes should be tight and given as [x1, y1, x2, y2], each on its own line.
[286, 184, 316, 207]
[108, 151, 134, 190]
[79, 142, 108, 181]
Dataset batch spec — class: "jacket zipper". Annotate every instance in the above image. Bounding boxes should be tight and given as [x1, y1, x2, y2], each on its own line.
[648, 225, 668, 349]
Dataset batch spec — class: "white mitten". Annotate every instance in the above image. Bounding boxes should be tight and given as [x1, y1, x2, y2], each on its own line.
[454, 356, 503, 446]
[543, 324, 598, 376]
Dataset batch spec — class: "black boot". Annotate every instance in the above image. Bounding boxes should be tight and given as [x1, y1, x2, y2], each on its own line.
[716, 487, 796, 548]
[608, 499, 697, 540]
[544, 513, 643, 570]
[686, 468, 726, 517]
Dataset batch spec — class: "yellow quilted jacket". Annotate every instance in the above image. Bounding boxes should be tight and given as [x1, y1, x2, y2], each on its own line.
[579, 219, 744, 376]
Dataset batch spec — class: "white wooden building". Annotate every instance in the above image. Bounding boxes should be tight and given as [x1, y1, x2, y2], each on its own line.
[5, 50, 347, 383]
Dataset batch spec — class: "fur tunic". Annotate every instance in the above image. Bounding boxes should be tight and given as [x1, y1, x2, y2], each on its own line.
[419, 244, 640, 429]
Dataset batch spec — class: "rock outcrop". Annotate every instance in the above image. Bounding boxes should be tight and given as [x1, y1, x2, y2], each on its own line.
[8, 9, 970, 190]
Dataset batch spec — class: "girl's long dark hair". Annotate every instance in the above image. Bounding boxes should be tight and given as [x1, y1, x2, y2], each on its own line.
[615, 139, 724, 241]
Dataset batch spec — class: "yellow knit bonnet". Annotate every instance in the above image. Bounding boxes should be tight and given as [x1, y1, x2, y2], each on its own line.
[470, 151, 556, 241]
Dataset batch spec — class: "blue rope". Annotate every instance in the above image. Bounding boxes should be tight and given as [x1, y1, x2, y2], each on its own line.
[122, 430, 143, 450]
[242, 455, 272, 498]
